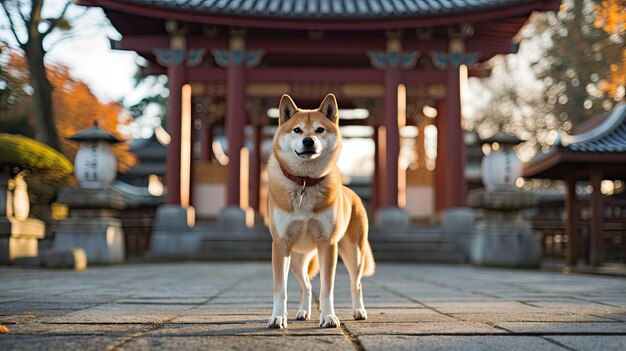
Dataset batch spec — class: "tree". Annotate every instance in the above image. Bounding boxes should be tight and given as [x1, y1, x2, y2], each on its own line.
[533, 0, 624, 125]
[465, 48, 559, 161]
[594, 0, 626, 100]
[1, 50, 135, 174]
[467, 0, 625, 160]
[0, 0, 74, 150]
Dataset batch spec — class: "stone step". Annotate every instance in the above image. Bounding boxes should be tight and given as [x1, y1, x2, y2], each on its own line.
[195, 249, 270, 261]
[193, 227, 467, 263]
[371, 241, 460, 252]
[373, 250, 466, 263]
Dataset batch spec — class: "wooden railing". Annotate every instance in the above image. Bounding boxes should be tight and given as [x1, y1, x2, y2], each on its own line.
[532, 199, 626, 263]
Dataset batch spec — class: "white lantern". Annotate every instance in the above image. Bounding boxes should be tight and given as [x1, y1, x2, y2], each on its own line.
[480, 150, 521, 190]
[11, 172, 30, 220]
[67, 121, 122, 189]
[74, 141, 118, 189]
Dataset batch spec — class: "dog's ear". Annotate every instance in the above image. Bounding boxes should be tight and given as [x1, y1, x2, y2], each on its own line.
[278, 94, 298, 125]
[319, 93, 338, 124]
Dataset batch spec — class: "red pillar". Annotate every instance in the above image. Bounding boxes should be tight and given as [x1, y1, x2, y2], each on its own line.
[165, 60, 185, 205]
[444, 67, 466, 208]
[590, 171, 605, 265]
[200, 124, 213, 161]
[565, 178, 580, 265]
[384, 67, 401, 208]
[226, 62, 246, 207]
[434, 100, 447, 212]
[377, 126, 387, 210]
[250, 124, 262, 212]
[371, 126, 380, 211]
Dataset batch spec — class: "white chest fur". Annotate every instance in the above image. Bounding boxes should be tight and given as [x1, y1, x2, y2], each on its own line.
[272, 206, 335, 238]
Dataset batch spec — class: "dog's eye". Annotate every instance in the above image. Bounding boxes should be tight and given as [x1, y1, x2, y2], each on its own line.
[293, 127, 302, 134]
[316, 127, 325, 134]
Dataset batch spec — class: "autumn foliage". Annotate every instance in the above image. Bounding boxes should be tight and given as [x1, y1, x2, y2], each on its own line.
[0, 50, 136, 172]
[595, 0, 626, 100]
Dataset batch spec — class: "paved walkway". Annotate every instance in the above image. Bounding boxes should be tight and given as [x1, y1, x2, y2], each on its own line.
[0, 263, 625, 350]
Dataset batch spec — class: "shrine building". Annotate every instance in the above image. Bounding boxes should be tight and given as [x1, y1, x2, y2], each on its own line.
[79, 0, 560, 228]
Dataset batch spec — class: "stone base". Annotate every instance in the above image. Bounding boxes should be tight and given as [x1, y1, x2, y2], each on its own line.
[440, 208, 475, 256]
[375, 207, 410, 229]
[471, 232, 542, 268]
[218, 206, 249, 230]
[0, 217, 45, 264]
[154, 204, 196, 230]
[467, 187, 538, 210]
[12, 248, 87, 271]
[149, 230, 202, 259]
[54, 217, 124, 265]
[58, 186, 126, 209]
[440, 208, 475, 233]
[150, 204, 198, 259]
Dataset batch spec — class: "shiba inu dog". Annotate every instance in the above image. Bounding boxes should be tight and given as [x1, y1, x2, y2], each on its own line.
[267, 93, 375, 329]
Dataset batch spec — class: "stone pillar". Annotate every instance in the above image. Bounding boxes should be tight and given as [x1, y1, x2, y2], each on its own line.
[589, 171, 605, 265]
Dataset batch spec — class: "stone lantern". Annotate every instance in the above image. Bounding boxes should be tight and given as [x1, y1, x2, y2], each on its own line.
[0, 171, 45, 264]
[480, 131, 523, 191]
[53, 121, 126, 265]
[468, 131, 541, 268]
[68, 121, 121, 189]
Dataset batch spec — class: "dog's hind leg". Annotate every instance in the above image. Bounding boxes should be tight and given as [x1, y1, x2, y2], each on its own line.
[290, 251, 315, 320]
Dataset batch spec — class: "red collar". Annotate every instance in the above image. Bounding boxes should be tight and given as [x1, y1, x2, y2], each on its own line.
[281, 167, 326, 186]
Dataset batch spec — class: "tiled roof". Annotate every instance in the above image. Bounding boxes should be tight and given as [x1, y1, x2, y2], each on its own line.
[560, 103, 626, 153]
[124, 0, 537, 19]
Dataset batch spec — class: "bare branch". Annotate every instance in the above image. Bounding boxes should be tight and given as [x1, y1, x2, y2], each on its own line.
[0, 1, 25, 46]
[41, 0, 72, 39]
[16, 0, 29, 25]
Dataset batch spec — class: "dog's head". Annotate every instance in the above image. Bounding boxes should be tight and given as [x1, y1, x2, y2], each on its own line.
[272, 93, 342, 177]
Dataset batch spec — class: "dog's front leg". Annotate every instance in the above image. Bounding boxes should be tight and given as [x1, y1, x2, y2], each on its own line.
[317, 242, 340, 328]
[268, 240, 291, 329]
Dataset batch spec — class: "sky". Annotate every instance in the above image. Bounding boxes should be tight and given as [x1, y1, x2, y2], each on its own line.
[1, 0, 141, 104]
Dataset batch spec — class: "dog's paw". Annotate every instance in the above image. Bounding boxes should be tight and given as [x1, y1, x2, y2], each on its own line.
[319, 314, 340, 328]
[295, 310, 310, 320]
[268, 315, 287, 329]
[353, 309, 368, 320]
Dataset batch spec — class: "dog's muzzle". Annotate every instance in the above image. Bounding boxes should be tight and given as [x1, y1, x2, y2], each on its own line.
[295, 137, 319, 158]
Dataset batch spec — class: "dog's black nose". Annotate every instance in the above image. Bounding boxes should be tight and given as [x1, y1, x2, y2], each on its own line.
[303, 137, 314, 147]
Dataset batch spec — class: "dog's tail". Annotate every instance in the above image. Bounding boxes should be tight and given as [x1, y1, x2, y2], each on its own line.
[307, 254, 319, 280]
[362, 240, 375, 277]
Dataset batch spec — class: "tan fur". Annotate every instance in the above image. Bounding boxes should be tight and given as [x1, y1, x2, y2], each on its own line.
[267, 93, 374, 329]
[307, 254, 319, 279]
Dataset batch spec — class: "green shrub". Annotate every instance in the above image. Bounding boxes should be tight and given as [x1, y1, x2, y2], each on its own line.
[0, 133, 73, 203]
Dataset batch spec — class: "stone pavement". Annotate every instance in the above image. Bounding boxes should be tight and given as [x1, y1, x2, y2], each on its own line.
[0, 263, 625, 350]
